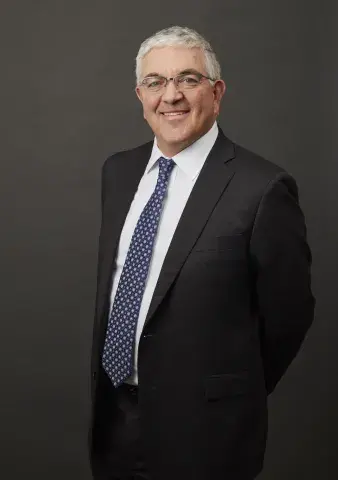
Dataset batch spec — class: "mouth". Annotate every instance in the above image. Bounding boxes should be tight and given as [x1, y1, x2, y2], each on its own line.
[160, 110, 190, 120]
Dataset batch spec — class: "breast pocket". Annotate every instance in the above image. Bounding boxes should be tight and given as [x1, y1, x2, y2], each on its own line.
[216, 233, 247, 252]
[204, 372, 249, 401]
[193, 233, 246, 253]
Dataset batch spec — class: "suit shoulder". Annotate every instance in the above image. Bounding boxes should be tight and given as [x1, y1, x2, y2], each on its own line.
[102, 140, 153, 172]
[234, 143, 286, 177]
[231, 142, 296, 191]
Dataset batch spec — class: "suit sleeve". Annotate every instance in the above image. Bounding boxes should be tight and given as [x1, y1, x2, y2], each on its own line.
[249, 172, 315, 394]
[91, 157, 110, 393]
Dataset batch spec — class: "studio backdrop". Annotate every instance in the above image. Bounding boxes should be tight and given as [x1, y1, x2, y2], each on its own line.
[0, 1, 337, 479]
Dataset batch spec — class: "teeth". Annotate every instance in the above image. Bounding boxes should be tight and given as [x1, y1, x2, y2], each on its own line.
[163, 112, 187, 116]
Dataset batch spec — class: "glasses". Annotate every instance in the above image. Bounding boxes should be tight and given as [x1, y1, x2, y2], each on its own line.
[139, 72, 214, 93]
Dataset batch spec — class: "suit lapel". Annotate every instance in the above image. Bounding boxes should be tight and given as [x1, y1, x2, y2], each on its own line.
[103, 142, 153, 275]
[97, 141, 152, 331]
[143, 129, 236, 329]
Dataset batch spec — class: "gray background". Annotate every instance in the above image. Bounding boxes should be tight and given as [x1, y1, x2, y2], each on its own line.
[1, 0, 337, 478]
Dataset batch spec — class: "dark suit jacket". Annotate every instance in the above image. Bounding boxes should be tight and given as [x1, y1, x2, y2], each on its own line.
[89, 128, 315, 480]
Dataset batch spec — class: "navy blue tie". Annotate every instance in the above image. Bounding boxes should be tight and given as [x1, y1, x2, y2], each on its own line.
[102, 157, 175, 386]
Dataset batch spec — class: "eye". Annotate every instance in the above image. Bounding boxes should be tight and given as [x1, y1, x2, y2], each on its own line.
[178, 74, 199, 85]
[148, 80, 161, 88]
[144, 77, 165, 89]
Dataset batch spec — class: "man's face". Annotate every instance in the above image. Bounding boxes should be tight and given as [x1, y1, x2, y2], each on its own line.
[136, 46, 226, 157]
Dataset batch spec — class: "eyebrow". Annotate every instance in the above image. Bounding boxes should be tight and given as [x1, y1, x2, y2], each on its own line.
[143, 68, 202, 78]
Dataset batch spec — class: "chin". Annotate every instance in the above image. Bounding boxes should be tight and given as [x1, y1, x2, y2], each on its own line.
[162, 133, 192, 148]
[162, 127, 195, 144]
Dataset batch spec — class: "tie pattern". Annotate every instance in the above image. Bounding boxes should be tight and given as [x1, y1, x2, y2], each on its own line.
[102, 157, 175, 386]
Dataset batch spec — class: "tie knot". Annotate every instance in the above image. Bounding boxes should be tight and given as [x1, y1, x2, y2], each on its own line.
[158, 157, 175, 174]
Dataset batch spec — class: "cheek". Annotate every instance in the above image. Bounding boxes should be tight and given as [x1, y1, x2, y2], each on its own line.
[191, 91, 213, 117]
[143, 98, 159, 117]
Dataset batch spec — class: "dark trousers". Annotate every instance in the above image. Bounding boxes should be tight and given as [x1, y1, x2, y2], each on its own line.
[93, 374, 256, 480]
[96, 378, 151, 480]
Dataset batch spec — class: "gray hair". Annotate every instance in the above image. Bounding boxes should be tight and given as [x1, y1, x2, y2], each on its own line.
[135, 26, 221, 85]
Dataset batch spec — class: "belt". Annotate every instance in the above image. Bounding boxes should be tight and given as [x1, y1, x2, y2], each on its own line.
[119, 382, 138, 396]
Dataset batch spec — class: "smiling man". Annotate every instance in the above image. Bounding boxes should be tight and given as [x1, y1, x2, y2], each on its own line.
[89, 26, 315, 480]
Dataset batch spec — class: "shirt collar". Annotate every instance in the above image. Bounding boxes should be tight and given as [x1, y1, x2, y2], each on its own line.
[146, 122, 219, 181]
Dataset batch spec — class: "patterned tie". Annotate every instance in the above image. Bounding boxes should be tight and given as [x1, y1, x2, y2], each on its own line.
[102, 157, 175, 387]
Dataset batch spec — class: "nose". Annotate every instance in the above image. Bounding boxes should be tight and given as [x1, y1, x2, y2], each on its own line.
[161, 80, 184, 103]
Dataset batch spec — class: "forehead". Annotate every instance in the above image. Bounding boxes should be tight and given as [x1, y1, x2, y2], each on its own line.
[141, 46, 206, 77]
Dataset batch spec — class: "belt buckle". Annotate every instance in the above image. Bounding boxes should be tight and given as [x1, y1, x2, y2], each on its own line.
[126, 383, 138, 396]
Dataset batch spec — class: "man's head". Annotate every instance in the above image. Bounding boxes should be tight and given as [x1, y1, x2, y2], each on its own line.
[135, 26, 226, 157]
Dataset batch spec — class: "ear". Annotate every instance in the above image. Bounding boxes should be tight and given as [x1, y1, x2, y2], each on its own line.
[135, 86, 143, 102]
[213, 79, 226, 102]
[212, 80, 226, 115]
[135, 86, 147, 120]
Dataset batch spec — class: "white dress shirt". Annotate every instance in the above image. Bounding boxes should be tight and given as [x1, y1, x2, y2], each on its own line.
[109, 122, 219, 385]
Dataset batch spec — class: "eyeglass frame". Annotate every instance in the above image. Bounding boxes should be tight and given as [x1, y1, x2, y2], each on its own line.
[138, 70, 216, 93]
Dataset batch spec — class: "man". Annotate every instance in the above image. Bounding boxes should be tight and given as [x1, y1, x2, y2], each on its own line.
[89, 26, 315, 480]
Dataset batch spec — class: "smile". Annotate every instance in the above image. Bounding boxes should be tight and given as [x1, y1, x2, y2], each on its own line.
[161, 111, 189, 118]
